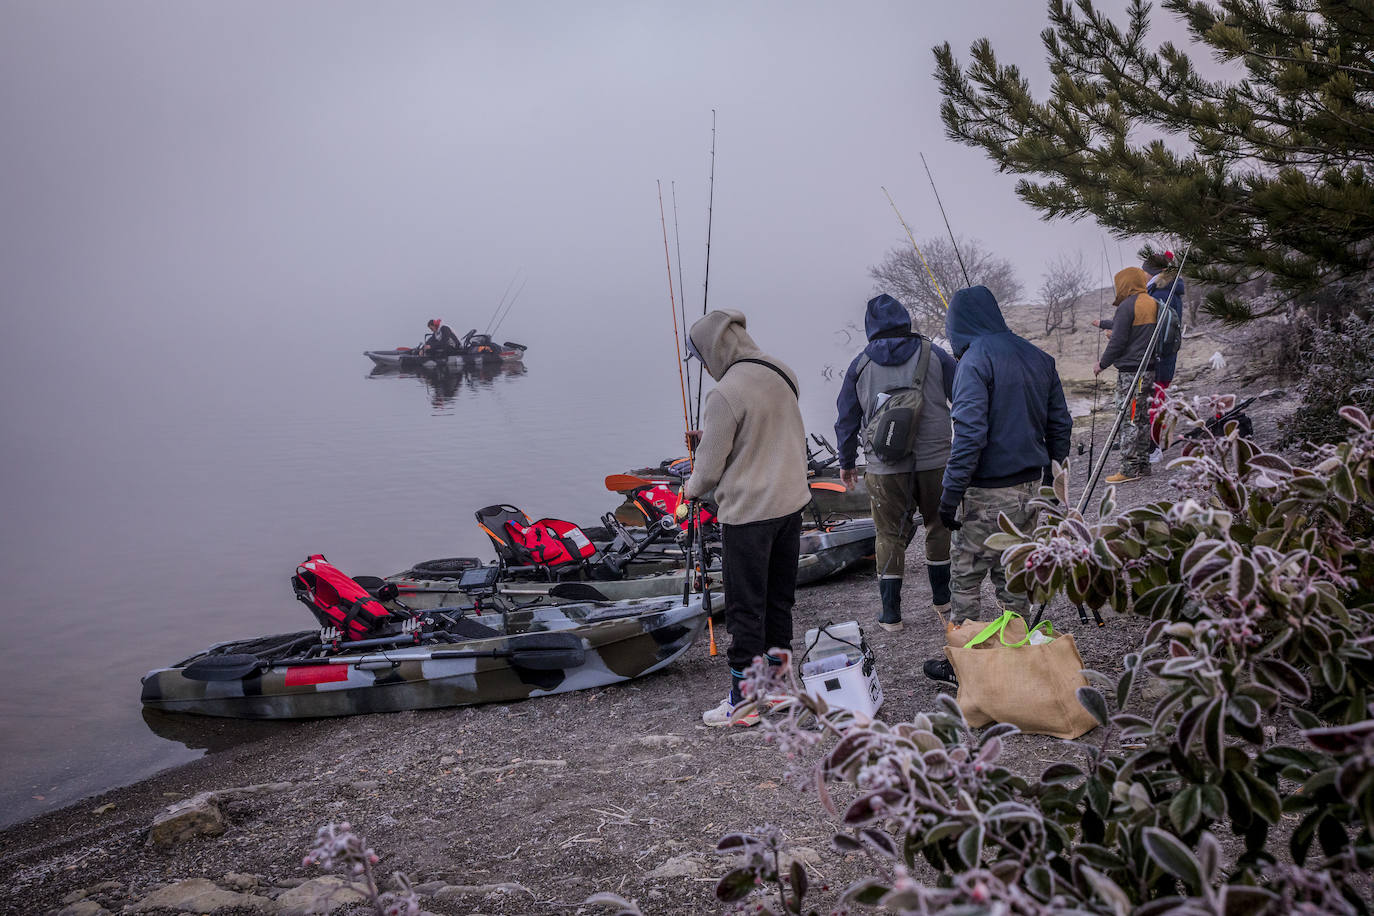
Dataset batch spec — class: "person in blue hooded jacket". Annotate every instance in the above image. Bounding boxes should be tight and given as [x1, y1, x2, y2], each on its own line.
[834, 294, 958, 632]
[936, 286, 1072, 655]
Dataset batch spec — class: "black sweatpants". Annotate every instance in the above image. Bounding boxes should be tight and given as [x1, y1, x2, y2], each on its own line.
[722, 511, 803, 688]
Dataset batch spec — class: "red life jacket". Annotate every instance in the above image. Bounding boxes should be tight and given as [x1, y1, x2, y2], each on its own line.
[292, 554, 392, 640]
[633, 484, 717, 530]
[504, 518, 596, 567]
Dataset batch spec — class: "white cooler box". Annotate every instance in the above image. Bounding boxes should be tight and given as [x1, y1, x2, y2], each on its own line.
[799, 620, 883, 719]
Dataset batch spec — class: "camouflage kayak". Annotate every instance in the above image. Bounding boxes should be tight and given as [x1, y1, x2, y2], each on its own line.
[385, 552, 835, 608]
[140, 596, 706, 719]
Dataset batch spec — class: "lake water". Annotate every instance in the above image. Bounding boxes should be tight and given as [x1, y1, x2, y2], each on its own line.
[0, 318, 853, 829]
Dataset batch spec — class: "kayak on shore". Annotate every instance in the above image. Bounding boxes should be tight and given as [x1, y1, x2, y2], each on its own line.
[382, 511, 875, 609]
[381, 551, 839, 608]
[141, 594, 708, 719]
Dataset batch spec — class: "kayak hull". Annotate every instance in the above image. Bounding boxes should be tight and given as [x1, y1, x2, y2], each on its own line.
[364, 348, 525, 371]
[140, 597, 705, 719]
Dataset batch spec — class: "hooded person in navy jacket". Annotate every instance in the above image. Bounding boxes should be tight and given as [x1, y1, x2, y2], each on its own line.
[835, 294, 958, 632]
[937, 286, 1072, 644]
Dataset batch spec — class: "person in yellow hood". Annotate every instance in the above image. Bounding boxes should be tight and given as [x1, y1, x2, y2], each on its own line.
[1093, 267, 1160, 482]
[683, 309, 810, 727]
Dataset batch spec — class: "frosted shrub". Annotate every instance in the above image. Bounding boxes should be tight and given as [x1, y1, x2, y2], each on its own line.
[621, 398, 1374, 915]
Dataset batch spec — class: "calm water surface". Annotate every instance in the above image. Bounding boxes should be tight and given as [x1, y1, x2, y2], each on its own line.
[0, 320, 849, 829]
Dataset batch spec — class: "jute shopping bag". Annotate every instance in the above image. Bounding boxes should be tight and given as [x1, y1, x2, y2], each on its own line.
[943, 611, 1098, 739]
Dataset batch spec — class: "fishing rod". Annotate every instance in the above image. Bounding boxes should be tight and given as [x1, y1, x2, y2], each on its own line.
[660, 181, 716, 653]
[1076, 242, 1193, 514]
[881, 186, 949, 310]
[920, 153, 971, 288]
[489, 277, 526, 338]
[484, 271, 521, 335]
[695, 109, 717, 430]
[672, 181, 692, 411]
[659, 181, 692, 463]
[1087, 236, 1112, 477]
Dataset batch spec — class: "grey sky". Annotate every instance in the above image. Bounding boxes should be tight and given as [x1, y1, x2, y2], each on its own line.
[0, 0, 1184, 377]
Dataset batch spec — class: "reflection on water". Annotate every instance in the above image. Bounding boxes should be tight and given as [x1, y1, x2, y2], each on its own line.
[141, 708, 300, 753]
[368, 361, 527, 410]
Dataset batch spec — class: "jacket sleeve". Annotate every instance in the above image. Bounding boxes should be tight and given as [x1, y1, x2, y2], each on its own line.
[935, 346, 957, 402]
[685, 390, 738, 500]
[833, 356, 864, 470]
[1045, 365, 1073, 462]
[1097, 299, 1135, 370]
[941, 351, 991, 507]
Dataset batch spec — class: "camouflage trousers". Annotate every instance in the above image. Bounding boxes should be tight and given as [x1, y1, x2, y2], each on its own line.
[866, 468, 950, 580]
[949, 480, 1038, 618]
[1115, 368, 1156, 478]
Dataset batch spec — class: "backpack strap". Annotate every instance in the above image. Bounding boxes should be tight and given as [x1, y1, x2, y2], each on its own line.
[856, 338, 931, 388]
[733, 358, 798, 398]
[912, 338, 933, 390]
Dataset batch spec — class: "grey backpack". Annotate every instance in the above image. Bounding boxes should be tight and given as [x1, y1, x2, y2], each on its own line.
[858, 339, 932, 464]
[1154, 298, 1182, 359]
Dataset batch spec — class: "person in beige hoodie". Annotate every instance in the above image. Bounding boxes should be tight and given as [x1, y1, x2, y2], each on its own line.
[683, 309, 811, 727]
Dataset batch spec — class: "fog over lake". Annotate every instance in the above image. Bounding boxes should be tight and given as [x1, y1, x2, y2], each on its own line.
[0, 1, 1149, 828]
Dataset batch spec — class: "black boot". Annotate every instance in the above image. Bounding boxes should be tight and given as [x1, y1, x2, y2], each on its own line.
[928, 563, 952, 616]
[878, 578, 903, 632]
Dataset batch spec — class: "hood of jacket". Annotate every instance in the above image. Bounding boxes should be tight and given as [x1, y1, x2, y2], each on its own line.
[863, 294, 921, 366]
[945, 286, 1009, 358]
[687, 309, 764, 381]
[1112, 267, 1151, 306]
[1148, 271, 1186, 298]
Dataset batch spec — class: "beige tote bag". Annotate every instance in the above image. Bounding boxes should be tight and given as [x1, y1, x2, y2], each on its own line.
[944, 611, 1098, 739]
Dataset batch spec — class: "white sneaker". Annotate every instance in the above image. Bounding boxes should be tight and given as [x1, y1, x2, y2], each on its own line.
[701, 696, 760, 728]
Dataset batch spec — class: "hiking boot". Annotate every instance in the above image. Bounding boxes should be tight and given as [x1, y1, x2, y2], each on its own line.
[702, 696, 760, 728]
[878, 578, 903, 632]
[1105, 472, 1144, 484]
[923, 658, 958, 688]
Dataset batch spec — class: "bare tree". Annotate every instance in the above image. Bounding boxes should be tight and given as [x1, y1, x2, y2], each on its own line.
[867, 236, 1022, 337]
[1040, 251, 1092, 338]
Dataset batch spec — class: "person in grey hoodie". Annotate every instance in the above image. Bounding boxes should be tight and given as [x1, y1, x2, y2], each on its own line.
[683, 309, 811, 727]
[834, 294, 958, 632]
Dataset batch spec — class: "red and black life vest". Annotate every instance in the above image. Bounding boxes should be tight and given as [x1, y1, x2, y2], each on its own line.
[633, 484, 717, 530]
[292, 554, 391, 640]
[504, 518, 596, 568]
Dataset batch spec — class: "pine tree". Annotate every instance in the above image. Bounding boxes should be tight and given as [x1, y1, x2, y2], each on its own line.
[934, 0, 1374, 321]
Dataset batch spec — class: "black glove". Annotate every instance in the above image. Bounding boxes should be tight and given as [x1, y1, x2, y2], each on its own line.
[938, 503, 962, 531]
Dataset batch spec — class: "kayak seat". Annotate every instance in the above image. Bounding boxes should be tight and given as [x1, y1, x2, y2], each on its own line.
[626, 484, 720, 533]
[476, 504, 535, 567]
[476, 504, 601, 580]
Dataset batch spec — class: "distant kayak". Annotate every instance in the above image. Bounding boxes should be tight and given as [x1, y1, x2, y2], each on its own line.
[140, 595, 706, 719]
[365, 343, 526, 371]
